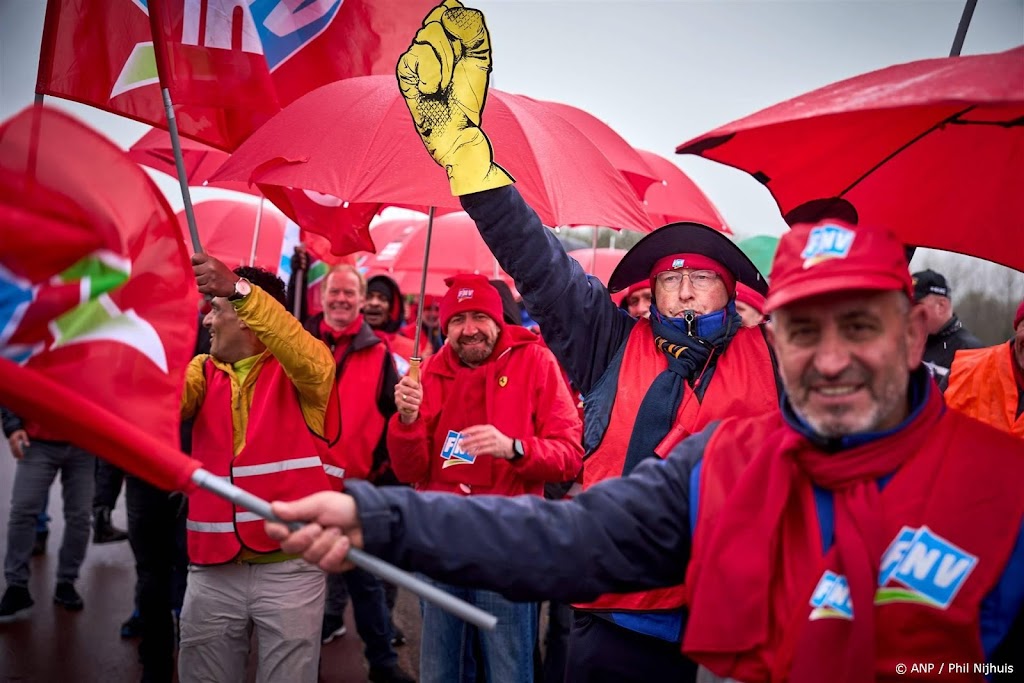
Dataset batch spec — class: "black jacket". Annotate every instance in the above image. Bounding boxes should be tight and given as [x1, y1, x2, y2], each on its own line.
[924, 314, 983, 380]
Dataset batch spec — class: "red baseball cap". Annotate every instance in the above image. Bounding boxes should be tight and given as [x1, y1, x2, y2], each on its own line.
[765, 220, 913, 314]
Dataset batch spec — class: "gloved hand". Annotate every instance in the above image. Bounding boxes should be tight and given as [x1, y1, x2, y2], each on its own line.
[290, 245, 309, 273]
[397, 0, 514, 196]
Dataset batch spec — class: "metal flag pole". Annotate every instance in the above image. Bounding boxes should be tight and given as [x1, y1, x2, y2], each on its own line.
[147, 6, 203, 254]
[949, 0, 978, 57]
[190, 468, 497, 630]
[409, 206, 437, 382]
[248, 197, 265, 266]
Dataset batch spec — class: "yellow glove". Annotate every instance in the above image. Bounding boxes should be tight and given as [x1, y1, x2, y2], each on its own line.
[397, 0, 514, 196]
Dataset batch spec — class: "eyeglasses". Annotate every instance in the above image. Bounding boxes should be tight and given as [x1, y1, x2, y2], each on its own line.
[655, 269, 720, 292]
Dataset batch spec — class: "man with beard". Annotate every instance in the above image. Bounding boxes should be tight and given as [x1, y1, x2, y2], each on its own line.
[268, 218, 1024, 683]
[303, 264, 413, 683]
[400, 294, 445, 357]
[388, 274, 583, 683]
[387, 5, 779, 680]
[945, 298, 1024, 439]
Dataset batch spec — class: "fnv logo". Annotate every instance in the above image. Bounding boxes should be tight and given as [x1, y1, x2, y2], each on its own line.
[440, 430, 476, 468]
[809, 570, 854, 620]
[876, 525, 977, 609]
[800, 224, 855, 269]
[457, 288, 474, 302]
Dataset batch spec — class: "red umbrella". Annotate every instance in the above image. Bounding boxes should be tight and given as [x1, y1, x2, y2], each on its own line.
[676, 46, 1024, 271]
[127, 128, 256, 195]
[178, 200, 289, 272]
[637, 150, 730, 233]
[568, 247, 629, 304]
[542, 100, 658, 199]
[361, 212, 513, 297]
[210, 75, 655, 233]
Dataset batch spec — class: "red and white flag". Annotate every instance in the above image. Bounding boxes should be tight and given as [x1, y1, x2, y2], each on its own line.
[0, 106, 200, 491]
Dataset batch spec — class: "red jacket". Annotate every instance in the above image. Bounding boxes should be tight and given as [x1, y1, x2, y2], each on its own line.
[576, 322, 778, 613]
[387, 325, 583, 496]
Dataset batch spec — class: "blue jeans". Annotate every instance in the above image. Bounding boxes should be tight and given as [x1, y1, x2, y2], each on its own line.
[4, 440, 95, 586]
[418, 576, 536, 683]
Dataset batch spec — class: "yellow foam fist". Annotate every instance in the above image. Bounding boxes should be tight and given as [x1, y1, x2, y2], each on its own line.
[397, 0, 514, 196]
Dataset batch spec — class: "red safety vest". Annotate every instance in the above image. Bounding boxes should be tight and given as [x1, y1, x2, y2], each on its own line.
[577, 321, 777, 612]
[187, 357, 336, 565]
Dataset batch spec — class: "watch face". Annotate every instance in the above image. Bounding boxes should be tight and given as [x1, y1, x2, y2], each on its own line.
[514, 439, 525, 457]
[236, 279, 252, 297]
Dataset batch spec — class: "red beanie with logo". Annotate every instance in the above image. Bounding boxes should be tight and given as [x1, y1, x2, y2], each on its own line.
[440, 274, 504, 334]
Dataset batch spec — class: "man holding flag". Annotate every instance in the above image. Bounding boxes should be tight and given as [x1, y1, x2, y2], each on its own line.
[178, 254, 341, 682]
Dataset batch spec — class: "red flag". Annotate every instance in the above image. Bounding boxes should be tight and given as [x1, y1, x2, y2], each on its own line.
[258, 183, 378, 257]
[37, 0, 436, 151]
[0, 106, 200, 492]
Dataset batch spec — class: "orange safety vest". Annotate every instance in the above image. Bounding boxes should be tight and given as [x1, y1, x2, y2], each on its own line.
[946, 342, 1024, 439]
[577, 321, 778, 612]
[187, 358, 338, 565]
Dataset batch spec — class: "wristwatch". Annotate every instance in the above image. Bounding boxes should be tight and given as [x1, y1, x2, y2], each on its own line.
[510, 439, 525, 462]
[228, 278, 252, 302]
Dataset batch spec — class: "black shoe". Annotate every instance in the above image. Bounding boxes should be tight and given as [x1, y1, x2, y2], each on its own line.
[53, 582, 84, 611]
[31, 530, 48, 557]
[93, 507, 129, 544]
[121, 609, 143, 638]
[368, 664, 416, 683]
[0, 585, 34, 622]
[390, 625, 407, 647]
[320, 614, 347, 644]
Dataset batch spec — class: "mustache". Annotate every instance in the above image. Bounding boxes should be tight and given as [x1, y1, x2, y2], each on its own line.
[801, 366, 868, 388]
[457, 334, 488, 344]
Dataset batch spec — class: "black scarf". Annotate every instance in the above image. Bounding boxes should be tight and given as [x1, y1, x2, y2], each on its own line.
[621, 305, 741, 475]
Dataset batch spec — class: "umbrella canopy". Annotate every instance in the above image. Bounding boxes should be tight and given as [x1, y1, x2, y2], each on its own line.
[361, 212, 514, 297]
[676, 46, 1024, 271]
[178, 200, 289, 272]
[211, 75, 655, 233]
[542, 100, 657, 199]
[128, 129, 255, 195]
[636, 150, 729, 233]
[568, 247, 629, 305]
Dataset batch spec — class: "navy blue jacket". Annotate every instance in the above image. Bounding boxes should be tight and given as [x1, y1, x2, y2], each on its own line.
[349, 371, 1024, 662]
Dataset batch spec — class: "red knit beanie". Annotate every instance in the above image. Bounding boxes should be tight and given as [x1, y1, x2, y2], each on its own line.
[439, 274, 504, 334]
[1014, 299, 1024, 330]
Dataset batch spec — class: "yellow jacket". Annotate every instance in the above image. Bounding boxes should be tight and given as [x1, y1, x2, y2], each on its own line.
[181, 286, 335, 454]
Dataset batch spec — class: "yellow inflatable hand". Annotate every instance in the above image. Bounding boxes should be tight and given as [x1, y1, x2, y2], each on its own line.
[397, 0, 514, 196]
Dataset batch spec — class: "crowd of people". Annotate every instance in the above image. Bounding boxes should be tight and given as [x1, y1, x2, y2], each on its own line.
[3, 2, 1023, 682]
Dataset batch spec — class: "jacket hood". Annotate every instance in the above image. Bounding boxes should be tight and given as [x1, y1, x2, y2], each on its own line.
[366, 274, 405, 333]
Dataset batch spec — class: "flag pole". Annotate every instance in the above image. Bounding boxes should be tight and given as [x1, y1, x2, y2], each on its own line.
[190, 468, 497, 631]
[248, 197, 265, 266]
[949, 0, 977, 57]
[148, 7, 203, 254]
[409, 206, 436, 382]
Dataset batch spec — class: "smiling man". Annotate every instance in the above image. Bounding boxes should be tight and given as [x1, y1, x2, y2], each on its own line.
[389, 274, 583, 683]
[267, 219, 1024, 683]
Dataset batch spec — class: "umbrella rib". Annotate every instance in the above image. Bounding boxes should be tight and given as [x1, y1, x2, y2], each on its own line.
[838, 106, 976, 199]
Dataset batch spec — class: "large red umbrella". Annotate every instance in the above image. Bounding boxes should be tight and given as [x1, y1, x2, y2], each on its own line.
[210, 75, 655, 233]
[637, 150, 729, 233]
[676, 46, 1024, 271]
[178, 200, 289, 272]
[361, 212, 513, 297]
[541, 100, 658, 199]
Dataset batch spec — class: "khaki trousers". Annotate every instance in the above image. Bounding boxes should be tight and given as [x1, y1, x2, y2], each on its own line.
[178, 558, 326, 683]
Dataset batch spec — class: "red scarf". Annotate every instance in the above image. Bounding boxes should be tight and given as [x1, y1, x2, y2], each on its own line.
[683, 387, 944, 683]
[320, 314, 364, 362]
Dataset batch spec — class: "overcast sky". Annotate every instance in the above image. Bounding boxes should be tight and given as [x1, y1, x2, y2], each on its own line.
[1, 0, 1022, 294]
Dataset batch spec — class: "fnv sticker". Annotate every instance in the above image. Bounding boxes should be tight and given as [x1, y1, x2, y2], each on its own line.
[809, 570, 854, 620]
[876, 525, 977, 608]
[801, 224, 856, 269]
[440, 430, 476, 468]
[457, 288, 474, 302]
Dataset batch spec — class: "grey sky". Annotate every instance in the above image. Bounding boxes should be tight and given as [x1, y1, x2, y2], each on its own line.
[1, 0, 1022, 296]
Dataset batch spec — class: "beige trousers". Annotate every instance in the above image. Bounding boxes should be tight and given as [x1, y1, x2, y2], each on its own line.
[177, 559, 326, 683]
